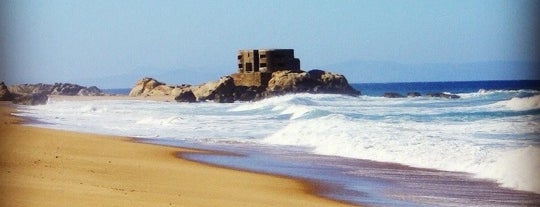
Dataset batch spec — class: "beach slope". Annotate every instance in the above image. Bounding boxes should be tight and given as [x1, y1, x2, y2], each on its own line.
[0, 103, 356, 207]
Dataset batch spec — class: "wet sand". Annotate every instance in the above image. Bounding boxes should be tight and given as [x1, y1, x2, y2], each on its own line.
[0, 102, 358, 207]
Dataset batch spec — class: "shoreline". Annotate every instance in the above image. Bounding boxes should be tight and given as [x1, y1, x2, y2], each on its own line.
[7, 95, 540, 206]
[0, 102, 359, 207]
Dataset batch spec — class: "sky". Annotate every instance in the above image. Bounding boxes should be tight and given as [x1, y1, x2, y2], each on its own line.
[1, 0, 538, 88]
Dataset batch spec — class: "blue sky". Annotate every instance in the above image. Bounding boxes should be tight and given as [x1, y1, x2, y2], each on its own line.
[1, 0, 538, 88]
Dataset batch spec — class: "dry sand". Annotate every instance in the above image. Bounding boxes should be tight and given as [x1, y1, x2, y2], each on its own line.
[0, 102, 358, 207]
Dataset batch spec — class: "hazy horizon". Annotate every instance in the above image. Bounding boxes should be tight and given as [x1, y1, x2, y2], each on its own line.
[1, 0, 538, 88]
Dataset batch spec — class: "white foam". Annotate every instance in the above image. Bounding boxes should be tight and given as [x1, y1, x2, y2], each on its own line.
[457, 89, 540, 99]
[263, 114, 540, 194]
[492, 94, 540, 111]
[16, 93, 540, 194]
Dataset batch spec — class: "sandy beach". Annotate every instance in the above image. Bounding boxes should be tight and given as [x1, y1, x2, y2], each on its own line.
[0, 102, 357, 207]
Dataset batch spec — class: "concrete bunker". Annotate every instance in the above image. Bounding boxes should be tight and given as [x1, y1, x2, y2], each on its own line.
[232, 49, 301, 87]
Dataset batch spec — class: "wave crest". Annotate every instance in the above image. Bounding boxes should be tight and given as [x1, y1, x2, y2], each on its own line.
[492, 94, 540, 111]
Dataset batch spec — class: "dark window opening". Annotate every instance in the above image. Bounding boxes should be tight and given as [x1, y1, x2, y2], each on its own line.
[237, 55, 242, 60]
[260, 54, 266, 59]
[238, 64, 243, 68]
[260, 63, 267, 67]
[246, 63, 253, 72]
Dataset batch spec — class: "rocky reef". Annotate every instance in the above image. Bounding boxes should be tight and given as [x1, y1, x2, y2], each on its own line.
[381, 91, 460, 99]
[129, 69, 360, 103]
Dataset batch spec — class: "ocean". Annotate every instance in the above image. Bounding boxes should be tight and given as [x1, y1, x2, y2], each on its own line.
[16, 80, 540, 206]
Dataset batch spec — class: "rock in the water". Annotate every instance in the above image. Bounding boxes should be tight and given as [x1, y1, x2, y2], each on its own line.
[267, 71, 312, 94]
[192, 76, 236, 103]
[234, 86, 265, 102]
[128, 78, 192, 98]
[425, 92, 460, 99]
[383, 92, 404, 98]
[170, 84, 192, 97]
[174, 89, 197, 103]
[407, 92, 422, 97]
[0, 82, 13, 101]
[130, 69, 359, 103]
[129, 78, 165, 96]
[12, 93, 48, 105]
[307, 69, 359, 95]
[265, 69, 360, 97]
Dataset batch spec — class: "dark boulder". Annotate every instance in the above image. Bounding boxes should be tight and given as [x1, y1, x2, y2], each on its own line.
[234, 86, 265, 102]
[425, 92, 460, 99]
[407, 92, 422, 97]
[383, 92, 404, 98]
[0, 82, 13, 101]
[174, 89, 197, 103]
[192, 76, 236, 103]
[307, 69, 359, 95]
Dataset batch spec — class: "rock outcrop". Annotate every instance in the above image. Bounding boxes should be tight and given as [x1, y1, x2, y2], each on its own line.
[191, 76, 236, 103]
[380, 91, 459, 99]
[174, 89, 197, 103]
[8, 83, 104, 97]
[383, 92, 404, 98]
[425, 92, 460, 99]
[265, 70, 359, 96]
[50, 83, 102, 96]
[0, 82, 13, 101]
[306, 70, 358, 95]
[128, 77, 191, 97]
[128, 78, 165, 96]
[130, 69, 359, 103]
[5, 82, 105, 105]
[12, 92, 48, 105]
[133, 69, 359, 103]
[407, 92, 422, 97]
[8, 83, 53, 95]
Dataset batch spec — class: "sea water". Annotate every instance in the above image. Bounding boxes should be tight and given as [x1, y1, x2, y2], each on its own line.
[15, 80, 540, 206]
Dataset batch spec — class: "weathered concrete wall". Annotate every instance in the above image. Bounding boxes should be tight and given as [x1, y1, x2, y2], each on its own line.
[236, 49, 301, 87]
[237, 49, 300, 74]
